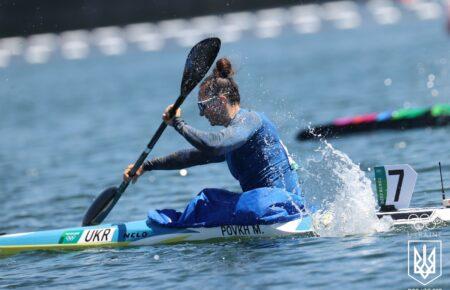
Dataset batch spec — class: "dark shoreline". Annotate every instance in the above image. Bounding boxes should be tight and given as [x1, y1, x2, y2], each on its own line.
[0, 0, 325, 38]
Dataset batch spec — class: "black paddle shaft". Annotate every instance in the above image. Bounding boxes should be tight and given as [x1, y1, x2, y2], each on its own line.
[118, 95, 186, 194]
[82, 37, 221, 226]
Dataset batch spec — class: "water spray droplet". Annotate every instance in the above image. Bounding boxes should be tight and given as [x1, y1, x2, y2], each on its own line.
[395, 141, 407, 149]
[179, 169, 188, 176]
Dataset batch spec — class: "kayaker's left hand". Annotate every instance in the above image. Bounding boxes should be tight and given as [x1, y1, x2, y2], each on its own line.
[163, 104, 181, 126]
[123, 164, 144, 184]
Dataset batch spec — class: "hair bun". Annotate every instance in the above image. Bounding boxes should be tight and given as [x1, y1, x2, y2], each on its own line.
[213, 58, 234, 78]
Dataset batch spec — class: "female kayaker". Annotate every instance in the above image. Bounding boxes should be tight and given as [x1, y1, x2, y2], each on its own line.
[124, 58, 304, 226]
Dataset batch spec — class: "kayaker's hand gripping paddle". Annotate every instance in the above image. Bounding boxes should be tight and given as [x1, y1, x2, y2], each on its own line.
[82, 37, 221, 226]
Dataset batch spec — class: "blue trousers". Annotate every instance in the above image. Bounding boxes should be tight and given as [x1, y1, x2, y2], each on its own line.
[147, 187, 305, 228]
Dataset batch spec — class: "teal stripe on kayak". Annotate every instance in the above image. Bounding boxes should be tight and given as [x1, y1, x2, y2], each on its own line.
[297, 215, 313, 231]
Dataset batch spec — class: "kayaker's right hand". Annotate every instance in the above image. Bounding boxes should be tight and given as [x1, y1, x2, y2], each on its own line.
[123, 164, 144, 184]
[163, 104, 181, 126]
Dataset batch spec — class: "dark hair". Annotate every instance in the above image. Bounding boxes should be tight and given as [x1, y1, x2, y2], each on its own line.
[201, 58, 240, 105]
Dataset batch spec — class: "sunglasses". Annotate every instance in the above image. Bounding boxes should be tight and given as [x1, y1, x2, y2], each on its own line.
[197, 95, 218, 115]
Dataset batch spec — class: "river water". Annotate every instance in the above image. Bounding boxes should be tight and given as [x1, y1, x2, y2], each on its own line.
[1, 4, 450, 290]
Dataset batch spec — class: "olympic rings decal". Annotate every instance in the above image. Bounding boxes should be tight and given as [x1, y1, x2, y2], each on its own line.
[407, 213, 443, 230]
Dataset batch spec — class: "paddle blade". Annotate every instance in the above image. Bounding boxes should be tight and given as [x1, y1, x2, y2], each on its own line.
[180, 37, 221, 97]
[82, 187, 120, 226]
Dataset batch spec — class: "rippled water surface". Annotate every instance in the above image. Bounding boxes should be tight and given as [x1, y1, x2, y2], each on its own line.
[1, 10, 450, 290]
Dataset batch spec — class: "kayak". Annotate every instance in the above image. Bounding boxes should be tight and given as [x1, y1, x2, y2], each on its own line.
[0, 216, 316, 255]
[373, 164, 450, 228]
[297, 103, 450, 141]
[2, 164, 448, 255]
[377, 207, 450, 227]
[3, 205, 450, 256]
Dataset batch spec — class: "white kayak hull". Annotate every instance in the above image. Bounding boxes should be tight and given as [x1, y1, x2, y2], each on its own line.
[0, 215, 315, 255]
[378, 207, 450, 228]
[2, 206, 450, 255]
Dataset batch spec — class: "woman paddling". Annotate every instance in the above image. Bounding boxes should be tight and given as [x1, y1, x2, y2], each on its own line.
[124, 58, 305, 227]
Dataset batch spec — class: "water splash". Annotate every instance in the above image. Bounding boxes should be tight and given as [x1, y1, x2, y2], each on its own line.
[299, 140, 392, 237]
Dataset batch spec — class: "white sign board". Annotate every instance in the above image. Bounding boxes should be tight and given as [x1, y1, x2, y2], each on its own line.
[374, 164, 417, 209]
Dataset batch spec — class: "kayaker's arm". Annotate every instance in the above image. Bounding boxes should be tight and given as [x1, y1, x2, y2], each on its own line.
[143, 148, 225, 171]
[171, 111, 261, 156]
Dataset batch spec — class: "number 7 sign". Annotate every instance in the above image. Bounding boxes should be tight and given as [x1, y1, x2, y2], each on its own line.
[374, 164, 418, 210]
